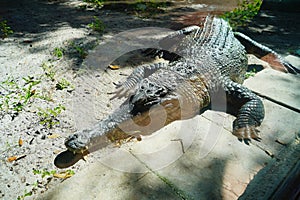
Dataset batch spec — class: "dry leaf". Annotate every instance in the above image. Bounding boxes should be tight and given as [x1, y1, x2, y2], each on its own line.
[30, 89, 36, 96]
[48, 134, 60, 139]
[53, 172, 73, 179]
[7, 156, 17, 162]
[53, 150, 61, 154]
[18, 138, 23, 147]
[108, 65, 120, 70]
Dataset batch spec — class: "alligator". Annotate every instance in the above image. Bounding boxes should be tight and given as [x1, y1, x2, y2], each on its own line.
[57, 16, 298, 167]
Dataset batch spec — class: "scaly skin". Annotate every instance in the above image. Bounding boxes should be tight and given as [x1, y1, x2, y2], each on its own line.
[65, 69, 210, 153]
[64, 16, 296, 155]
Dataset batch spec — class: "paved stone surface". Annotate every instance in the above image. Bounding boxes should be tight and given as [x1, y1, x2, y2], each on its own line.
[37, 67, 300, 200]
[244, 68, 300, 111]
[36, 162, 180, 200]
[240, 140, 300, 199]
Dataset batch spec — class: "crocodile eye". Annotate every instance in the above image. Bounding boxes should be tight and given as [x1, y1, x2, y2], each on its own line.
[155, 90, 162, 95]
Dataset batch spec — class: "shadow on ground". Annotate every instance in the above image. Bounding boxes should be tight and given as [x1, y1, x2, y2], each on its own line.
[238, 9, 300, 54]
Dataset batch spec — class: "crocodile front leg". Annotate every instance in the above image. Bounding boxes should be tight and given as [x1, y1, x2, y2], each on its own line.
[223, 78, 265, 142]
[110, 62, 168, 99]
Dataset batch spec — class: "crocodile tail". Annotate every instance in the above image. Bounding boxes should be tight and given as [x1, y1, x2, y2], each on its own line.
[234, 32, 300, 74]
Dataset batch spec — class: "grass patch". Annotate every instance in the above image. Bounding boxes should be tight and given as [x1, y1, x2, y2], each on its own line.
[53, 47, 64, 59]
[37, 104, 66, 128]
[0, 76, 40, 113]
[88, 16, 105, 34]
[41, 63, 56, 81]
[245, 68, 257, 79]
[56, 78, 74, 91]
[0, 20, 13, 39]
[70, 42, 88, 59]
[221, 0, 262, 29]
[17, 169, 75, 199]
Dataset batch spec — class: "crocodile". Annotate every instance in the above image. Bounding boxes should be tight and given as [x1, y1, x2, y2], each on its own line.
[61, 16, 298, 165]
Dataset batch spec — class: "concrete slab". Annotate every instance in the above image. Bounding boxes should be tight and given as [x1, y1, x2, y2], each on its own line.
[258, 99, 300, 148]
[244, 68, 300, 111]
[154, 116, 270, 200]
[154, 98, 299, 199]
[35, 162, 180, 200]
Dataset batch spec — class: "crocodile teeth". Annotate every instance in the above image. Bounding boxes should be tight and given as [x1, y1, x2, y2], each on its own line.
[83, 155, 88, 161]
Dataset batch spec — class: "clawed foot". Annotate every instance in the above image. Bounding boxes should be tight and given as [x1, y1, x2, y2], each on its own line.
[233, 125, 261, 145]
[109, 82, 134, 100]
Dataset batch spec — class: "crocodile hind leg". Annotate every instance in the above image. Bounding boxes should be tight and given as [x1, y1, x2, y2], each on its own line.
[144, 25, 203, 61]
[223, 78, 265, 143]
[234, 32, 299, 74]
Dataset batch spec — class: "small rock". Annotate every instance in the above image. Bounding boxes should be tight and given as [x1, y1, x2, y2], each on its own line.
[21, 176, 26, 183]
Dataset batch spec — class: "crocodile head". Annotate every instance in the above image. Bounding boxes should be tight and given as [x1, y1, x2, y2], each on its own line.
[130, 79, 168, 113]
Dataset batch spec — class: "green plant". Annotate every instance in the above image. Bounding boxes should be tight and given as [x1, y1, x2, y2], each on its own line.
[33, 169, 57, 178]
[17, 169, 56, 200]
[53, 47, 64, 59]
[88, 16, 105, 33]
[221, 0, 262, 29]
[66, 169, 75, 175]
[0, 20, 13, 39]
[22, 76, 41, 104]
[41, 63, 56, 81]
[37, 104, 65, 128]
[35, 89, 53, 102]
[33, 169, 75, 179]
[17, 190, 33, 200]
[70, 42, 88, 59]
[245, 68, 256, 79]
[17, 169, 75, 199]
[0, 76, 40, 113]
[56, 78, 74, 91]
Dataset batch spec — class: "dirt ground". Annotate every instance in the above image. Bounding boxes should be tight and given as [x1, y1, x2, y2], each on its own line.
[0, 0, 299, 199]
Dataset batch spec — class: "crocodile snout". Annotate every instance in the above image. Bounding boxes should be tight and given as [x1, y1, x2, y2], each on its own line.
[65, 131, 90, 153]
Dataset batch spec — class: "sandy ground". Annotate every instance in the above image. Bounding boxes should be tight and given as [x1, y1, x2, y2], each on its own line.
[0, 0, 299, 199]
